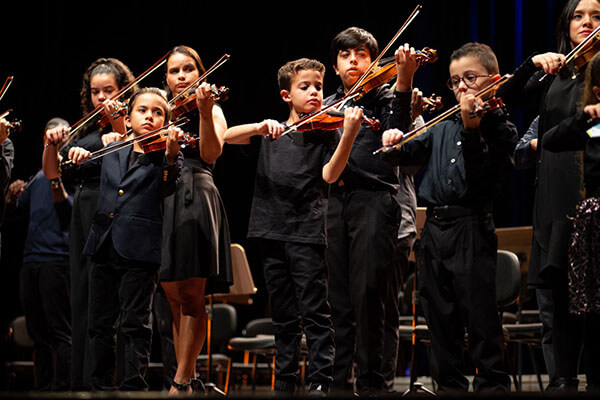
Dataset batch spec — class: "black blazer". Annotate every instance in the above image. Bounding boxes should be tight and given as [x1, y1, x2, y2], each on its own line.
[83, 145, 182, 265]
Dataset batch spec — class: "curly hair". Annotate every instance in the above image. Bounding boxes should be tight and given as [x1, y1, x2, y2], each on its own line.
[80, 58, 136, 116]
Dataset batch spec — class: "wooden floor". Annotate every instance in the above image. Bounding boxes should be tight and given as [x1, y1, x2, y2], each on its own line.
[0, 375, 596, 399]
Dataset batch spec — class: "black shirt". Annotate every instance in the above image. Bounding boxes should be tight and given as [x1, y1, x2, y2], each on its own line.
[384, 110, 518, 208]
[543, 111, 600, 197]
[324, 85, 412, 193]
[247, 129, 338, 245]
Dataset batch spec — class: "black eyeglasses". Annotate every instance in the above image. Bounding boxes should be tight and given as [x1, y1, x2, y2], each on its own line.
[446, 73, 492, 90]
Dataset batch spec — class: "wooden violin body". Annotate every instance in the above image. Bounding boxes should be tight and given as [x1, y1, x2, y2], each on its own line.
[171, 86, 229, 119]
[353, 47, 438, 99]
[469, 97, 505, 118]
[296, 110, 381, 132]
[140, 132, 197, 153]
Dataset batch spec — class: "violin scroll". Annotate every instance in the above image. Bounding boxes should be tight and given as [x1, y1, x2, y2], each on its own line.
[468, 97, 505, 118]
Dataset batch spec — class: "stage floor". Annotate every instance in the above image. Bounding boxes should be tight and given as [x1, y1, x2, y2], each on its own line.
[0, 375, 592, 398]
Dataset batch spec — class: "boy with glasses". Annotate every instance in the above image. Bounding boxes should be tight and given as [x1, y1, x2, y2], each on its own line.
[381, 42, 517, 394]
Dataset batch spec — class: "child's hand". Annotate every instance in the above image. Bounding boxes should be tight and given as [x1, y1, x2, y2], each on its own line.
[395, 43, 420, 92]
[45, 124, 70, 147]
[68, 146, 91, 165]
[584, 104, 600, 121]
[460, 94, 484, 130]
[343, 106, 363, 136]
[195, 82, 216, 116]
[101, 132, 125, 146]
[532, 52, 565, 75]
[165, 126, 184, 164]
[411, 88, 424, 120]
[0, 118, 9, 145]
[6, 179, 25, 204]
[382, 129, 405, 147]
[529, 138, 538, 151]
[256, 119, 285, 139]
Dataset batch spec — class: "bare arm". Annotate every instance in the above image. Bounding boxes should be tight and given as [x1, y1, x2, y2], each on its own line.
[224, 120, 285, 144]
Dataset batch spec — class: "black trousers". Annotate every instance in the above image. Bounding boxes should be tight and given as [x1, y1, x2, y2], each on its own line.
[382, 234, 414, 390]
[418, 213, 509, 393]
[20, 261, 71, 391]
[326, 189, 401, 392]
[152, 286, 177, 387]
[88, 241, 158, 391]
[260, 239, 335, 392]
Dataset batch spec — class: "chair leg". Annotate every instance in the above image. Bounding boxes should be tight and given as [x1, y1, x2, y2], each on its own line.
[225, 358, 232, 395]
[271, 356, 276, 390]
[504, 343, 521, 391]
[526, 343, 544, 392]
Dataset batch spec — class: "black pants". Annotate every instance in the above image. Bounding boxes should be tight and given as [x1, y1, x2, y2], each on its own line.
[326, 189, 401, 392]
[152, 286, 177, 387]
[88, 241, 158, 391]
[20, 261, 71, 391]
[382, 234, 414, 390]
[260, 239, 334, 392]
[418, 213, 509, 393]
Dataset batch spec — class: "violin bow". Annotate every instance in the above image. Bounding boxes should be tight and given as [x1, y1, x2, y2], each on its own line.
[539, 23, 600, 81]
[0, 76, 14, 104]
[58, 52, 171, 152]
[336, 4, 422, 110]
[60, 117, 189, 167]
[374, 74, 513, 154]
[169, 54, 230, 105]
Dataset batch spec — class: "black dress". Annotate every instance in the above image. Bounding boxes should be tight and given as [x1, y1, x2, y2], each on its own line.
[60, 128, 104, 390]
[159, 111, 233, 295]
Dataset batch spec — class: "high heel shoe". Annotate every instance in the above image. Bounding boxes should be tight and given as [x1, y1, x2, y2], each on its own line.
[191, 378, 206, 394]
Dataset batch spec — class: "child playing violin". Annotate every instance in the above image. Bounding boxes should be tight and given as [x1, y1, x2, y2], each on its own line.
[381, 42, 517, 394]
[224, 58, 363, 395]
[323, 26, 417, 396]
[63, 87, 183, 391]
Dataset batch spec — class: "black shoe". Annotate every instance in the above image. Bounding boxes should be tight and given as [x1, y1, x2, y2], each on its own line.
[546, 377, 579, 392]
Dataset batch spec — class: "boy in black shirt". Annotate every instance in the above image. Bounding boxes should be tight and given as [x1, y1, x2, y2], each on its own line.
[381, 42, 517, 393]
[324, 27, 417, 395]
[224, 58, 363, 395]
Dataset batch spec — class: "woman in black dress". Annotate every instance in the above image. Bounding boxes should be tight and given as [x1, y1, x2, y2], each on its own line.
[159, 45, 233, 395]
[42, 58, 136, 390]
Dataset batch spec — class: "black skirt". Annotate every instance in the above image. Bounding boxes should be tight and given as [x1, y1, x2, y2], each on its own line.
[160, 158, 233, 295]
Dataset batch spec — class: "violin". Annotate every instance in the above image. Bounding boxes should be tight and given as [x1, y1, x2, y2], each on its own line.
[169, 54, 230, 119]
[374, 74, 513, 154]
[422, 94, 443, 113]
[0, 109, 22, 134]
[171, 85, 230, 119]
[469, 97, 505, 118]
[351, 48, 438, 100]
[540, 24, 600, 81]
[296, 110, 381, 132]
[141, 131, 197, 153]
[98, 100, 129, 128]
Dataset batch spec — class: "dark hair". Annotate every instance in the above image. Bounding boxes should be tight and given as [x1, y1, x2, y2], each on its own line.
[163, 45, 206, 99]
[277, 58, 325, 91]
[330, 27, 379, 67]
[128, 87, 171, 122]
[80, 58, 136, 115]
[44, 117, 69, 132]
[582, 52, 600, 106]
[556, 0, 600, 54]
[449, 42, 499, 74]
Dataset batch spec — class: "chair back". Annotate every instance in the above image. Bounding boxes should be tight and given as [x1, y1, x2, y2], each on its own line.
[210, 303, 238, 352]
[243, 317, 274, 337]
[8, 316, 34, 349]
[212, 243, 257, 305]
[496, 249, 521, 308]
